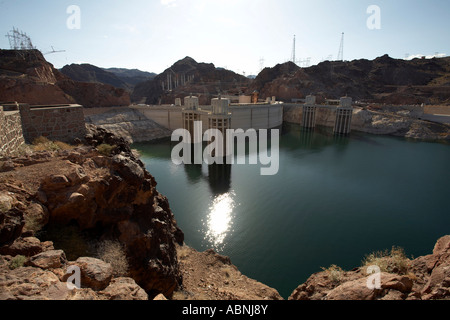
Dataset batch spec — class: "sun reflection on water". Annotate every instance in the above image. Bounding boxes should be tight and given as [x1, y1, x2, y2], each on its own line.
[204, 191, 236, 251]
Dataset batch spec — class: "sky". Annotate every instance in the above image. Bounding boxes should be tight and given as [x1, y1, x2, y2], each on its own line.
[0, 0, 449, 75]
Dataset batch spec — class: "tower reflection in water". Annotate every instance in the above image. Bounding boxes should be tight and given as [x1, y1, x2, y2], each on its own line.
[183, 161, 235, 251]
[204, 164, 234, 250]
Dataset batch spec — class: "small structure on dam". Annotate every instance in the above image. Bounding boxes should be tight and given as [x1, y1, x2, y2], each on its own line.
[333, 97, 353, 134]
[209, 94, 232, 157]
[302, 95, 317, 129]
[182, 94, 201, 138]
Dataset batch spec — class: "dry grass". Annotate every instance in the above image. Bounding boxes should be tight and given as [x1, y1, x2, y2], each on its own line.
[96, 240, 129, 277]
[32, 136, 75, 152]
[321, 264, 345, 284]
[362, 246, 410, 275]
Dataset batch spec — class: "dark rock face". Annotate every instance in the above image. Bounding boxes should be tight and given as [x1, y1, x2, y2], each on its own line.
[247, 55, 450, 104]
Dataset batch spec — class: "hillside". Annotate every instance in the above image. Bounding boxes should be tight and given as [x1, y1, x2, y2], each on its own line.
[103, 68, 156, 87]
[131, 56, 251, 105]
[60, 64, 156, 91]
[60, 64, 128, 90]
[248, 55, 450, 104]
[0, 50, 130, 107]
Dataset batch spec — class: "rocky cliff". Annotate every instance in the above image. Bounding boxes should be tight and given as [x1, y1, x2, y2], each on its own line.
[0, 125, 183, 298]
[132, 56, 250, 105]
[0, 50, 130, 108]
[85, 108, 172, 143]
[249, 55, 450, 104]
[290, 235, 450, 300]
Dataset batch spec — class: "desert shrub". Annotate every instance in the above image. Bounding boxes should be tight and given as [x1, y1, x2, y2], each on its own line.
[9, 255, 26, 270]
[362, 246, 409, 275]
[97, 144, 116, 156]
[54, 141, 75, 151]
[31, 137, 74, 152]
[32, 136, 51, 145]
[321, 264, 345, 284]
[96, 240, 129, 277]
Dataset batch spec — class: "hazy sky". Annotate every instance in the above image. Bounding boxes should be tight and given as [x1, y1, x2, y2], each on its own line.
[0, 0, 449, 75]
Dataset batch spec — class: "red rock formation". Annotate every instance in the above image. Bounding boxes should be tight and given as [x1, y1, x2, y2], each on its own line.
[0, 50, 130, 107]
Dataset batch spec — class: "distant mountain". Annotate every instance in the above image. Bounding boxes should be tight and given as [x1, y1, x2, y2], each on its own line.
[131, 57, 251, 104]
[247, 55, 450, 104]
[60, 64, 128, 89]
[60, 64, 156, 91]
[103, 68, 156, 86]
[132, 56, 251, 105]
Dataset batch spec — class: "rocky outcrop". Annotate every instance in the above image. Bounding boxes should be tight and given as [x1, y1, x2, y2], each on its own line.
[289, 235, 450, 300]
[0, 125, 184, 299]
[174, 245, 283, 300]
[85, 108, 172, 143]
[0, 49, 130, 108]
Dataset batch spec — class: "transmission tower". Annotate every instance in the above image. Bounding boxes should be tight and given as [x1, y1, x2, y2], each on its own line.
[5, 27, 35, 50]
[259, 57, 265, 73]
[291, 35, 296, 63]
[337, 32, 344, 61]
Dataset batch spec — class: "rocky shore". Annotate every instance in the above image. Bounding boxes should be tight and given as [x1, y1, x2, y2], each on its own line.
[290, 236, 450, 300]
[0, 124, 280, 300]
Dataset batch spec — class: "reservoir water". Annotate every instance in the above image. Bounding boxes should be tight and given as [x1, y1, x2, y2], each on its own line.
[133, 123, 450, 298]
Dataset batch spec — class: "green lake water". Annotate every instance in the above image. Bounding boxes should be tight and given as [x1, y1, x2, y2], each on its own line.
[133, 123, 450, 299]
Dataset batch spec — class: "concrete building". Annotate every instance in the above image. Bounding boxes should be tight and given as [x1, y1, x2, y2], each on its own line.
[302, 95, 317, 129]
[182, 95, 201, 138]
[209, 95, 232, 157]
[333, 97, 353, 134]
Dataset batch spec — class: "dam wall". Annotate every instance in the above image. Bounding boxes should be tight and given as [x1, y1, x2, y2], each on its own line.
[130, 104, 284, 132]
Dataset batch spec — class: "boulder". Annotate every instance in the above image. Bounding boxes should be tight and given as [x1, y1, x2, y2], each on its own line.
[0, 237, 53, 257]
[99, 277, 148, 300]
[69, 257, 113, 291]
[0, 207, 24, 245]
[28, 250, 67, 269]
[0, 266, 70, 300]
